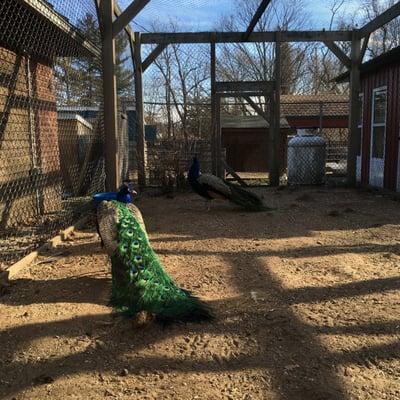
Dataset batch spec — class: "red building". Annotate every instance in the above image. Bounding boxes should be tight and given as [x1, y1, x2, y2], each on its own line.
[221, 94, 349, 173]
[338, 46, 400, 192]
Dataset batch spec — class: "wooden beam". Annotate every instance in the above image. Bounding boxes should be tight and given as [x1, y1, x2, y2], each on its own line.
[243, 95, 269, 122]
[359, 2, 400, 37]
[347, 32, 362, 186]
[216, 80, 274, 93]
[221, 159, 248, 187]
[360, 33, 370, 62]
[216, 94, 222, 178]
[141, 30, 353, 44]
[142, 43, 168, 72]
[210, 40, 217, 175]
[134, 32, 147, 186]
[219, 91, 269, 98]
[113, 0, 150, 38]
[101, 0, 120, 191]
[114, 2, 136, 42]
[270, 34, 281, 187]
[324, 41, 351, 68]
[244, 0, 273, 40]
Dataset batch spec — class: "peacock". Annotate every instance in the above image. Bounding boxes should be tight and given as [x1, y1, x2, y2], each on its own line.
[96, 183, 212, 324]
[188, 156, 271, 212]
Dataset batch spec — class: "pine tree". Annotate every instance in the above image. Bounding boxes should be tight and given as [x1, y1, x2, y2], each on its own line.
[56, 13, 134, 106]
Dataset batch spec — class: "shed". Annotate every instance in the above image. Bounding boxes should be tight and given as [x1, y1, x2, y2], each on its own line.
[336, 46, 400, 191]
[221, 94, 349, 173]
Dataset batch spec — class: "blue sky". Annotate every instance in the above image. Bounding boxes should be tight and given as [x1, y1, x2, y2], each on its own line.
[119, 0, 363, 32]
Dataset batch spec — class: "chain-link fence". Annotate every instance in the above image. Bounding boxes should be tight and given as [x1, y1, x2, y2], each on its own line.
[0, 1, 351, 269]
[0, 1, 107, 269]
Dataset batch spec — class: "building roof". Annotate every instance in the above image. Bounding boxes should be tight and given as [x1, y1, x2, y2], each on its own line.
[335, 46, 400, 83]
[0, 0, 100, 59]
[281, 94, 349, 118]
[221, 115, 290, 129]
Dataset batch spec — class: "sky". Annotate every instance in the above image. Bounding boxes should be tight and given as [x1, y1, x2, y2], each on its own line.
[118, 0, 363, 32]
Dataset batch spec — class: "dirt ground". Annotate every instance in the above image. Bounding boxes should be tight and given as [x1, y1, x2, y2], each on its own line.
[1, 186, 400, 400]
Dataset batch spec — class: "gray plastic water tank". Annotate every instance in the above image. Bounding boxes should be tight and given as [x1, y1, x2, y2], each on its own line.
[287, 129, 326, 185]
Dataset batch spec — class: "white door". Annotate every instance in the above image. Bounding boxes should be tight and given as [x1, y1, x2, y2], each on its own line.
[369, 87, 387, 188]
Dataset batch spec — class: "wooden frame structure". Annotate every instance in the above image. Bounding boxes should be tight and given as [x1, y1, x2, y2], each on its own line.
[97, 0, 400, 188]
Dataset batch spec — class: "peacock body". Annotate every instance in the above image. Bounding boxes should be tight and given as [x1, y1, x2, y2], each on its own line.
[97, 200, 212, 324]
[188, 157, 271, 212]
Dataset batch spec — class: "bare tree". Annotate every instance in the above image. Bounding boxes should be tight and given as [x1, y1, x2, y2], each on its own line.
[358, 0, 400, 57]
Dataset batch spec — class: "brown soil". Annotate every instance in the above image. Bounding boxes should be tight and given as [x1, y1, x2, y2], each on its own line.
[1, 187, 400, 400]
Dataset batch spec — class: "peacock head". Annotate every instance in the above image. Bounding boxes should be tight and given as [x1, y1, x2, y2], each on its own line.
[117, 180, 137, 203]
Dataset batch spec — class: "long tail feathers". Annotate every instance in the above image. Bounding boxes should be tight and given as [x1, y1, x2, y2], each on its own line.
[227, 183, 273, 212]
[110, 201, 213, 324]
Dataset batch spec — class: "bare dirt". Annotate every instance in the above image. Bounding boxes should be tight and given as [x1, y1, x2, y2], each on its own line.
[1, 187, 400, 400]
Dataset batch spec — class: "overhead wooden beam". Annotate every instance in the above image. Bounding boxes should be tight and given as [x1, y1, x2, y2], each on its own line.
[359, 1, 400, 37]
[113, 0, 150, 38]
[243, 95, 269, 122]
[141, 30, 353, 44]
[244, 0, 273, 40]
[323, 41, 351, 68]
[114, 2, 136, 42]
[216, 80, 274, 93]
[142, 43, 168, 72]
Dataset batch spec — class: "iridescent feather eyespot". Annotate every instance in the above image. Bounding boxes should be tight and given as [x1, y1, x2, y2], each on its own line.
[133, 255, 143, 264]
[118, 243, 128, 255]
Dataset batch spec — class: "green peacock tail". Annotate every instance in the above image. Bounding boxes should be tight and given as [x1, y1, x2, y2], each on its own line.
[110, 201, 212, 323]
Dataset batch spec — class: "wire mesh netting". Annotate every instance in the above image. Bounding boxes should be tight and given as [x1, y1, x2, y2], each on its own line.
[0, 0, 109, 269]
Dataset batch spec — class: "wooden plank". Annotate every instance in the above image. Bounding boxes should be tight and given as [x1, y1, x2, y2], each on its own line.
[134, 32, 147, 186]
[113, 0, 150, 38]
[243, 95, 269, 122]
[0, 216, 89, 283]
[141, 30, 353, 44]
[19, 0, 101, 57]
[323, 40, 351, 68]
[270, 34, 281, 187]
[210, 40, 217, 175]
[359, 2, 400, 37]
[244, 0, 273, 40]
[101, 0, 120, 191]
[347, 33, 362, 186]
[142, 43, 168, 72]
[216, 80, 274, 93]
[221, 159, 248, 187]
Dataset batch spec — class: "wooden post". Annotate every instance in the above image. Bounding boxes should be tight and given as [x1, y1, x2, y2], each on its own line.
[270, 33, 281, 186]
[101, 0, 119, 191]
[134, 31, 146, 187]
[347, 31, 361, 186]
[216, 94, 222, 178]
[210, 39, 217, 175]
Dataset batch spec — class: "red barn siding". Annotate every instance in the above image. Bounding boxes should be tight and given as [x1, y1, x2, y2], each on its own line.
[360, 61, 400, 191]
